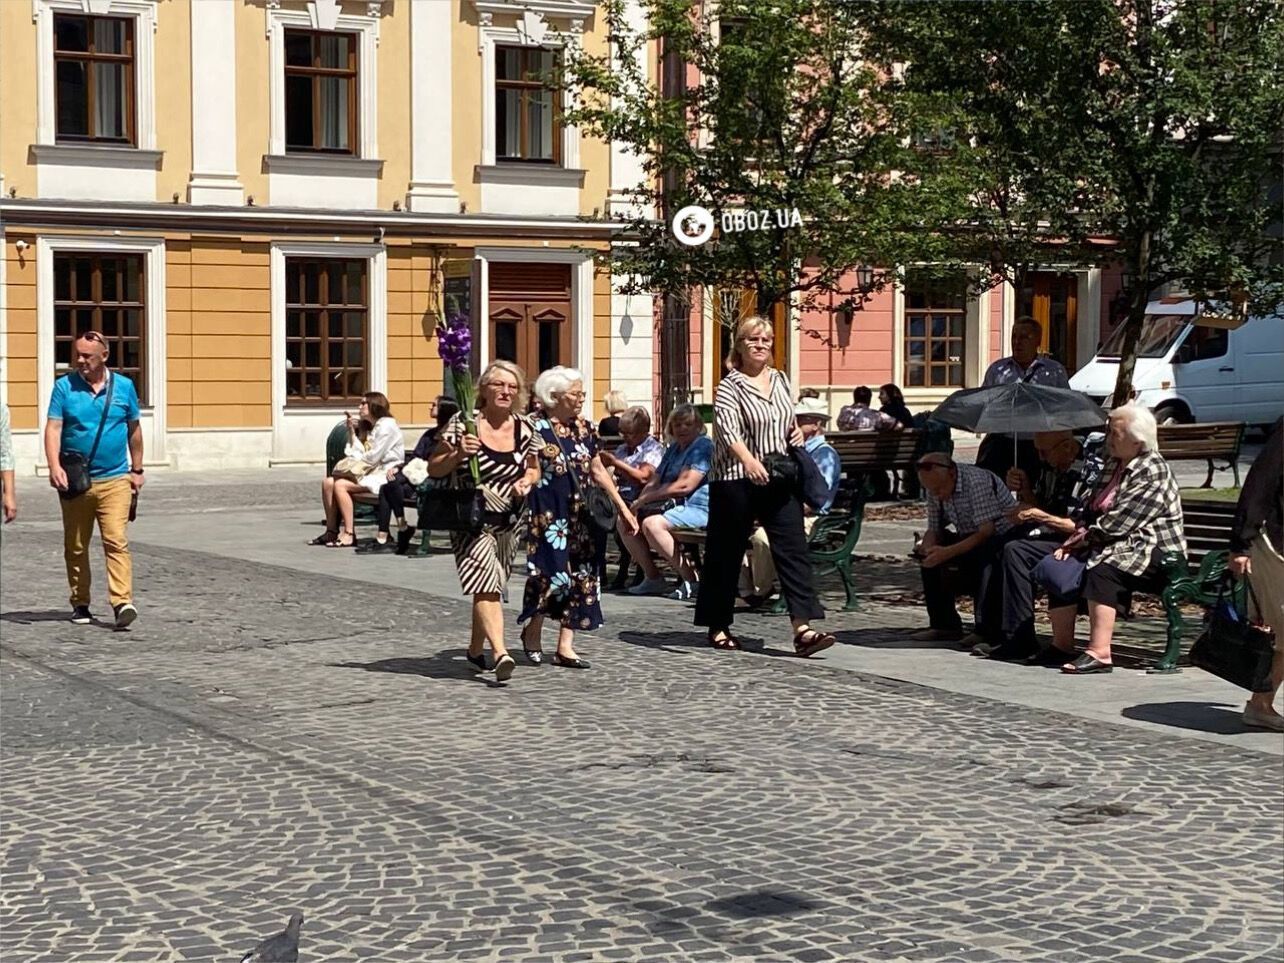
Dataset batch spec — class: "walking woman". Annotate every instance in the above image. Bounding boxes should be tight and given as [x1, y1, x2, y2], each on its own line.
[694, 316, 834, 656]
[314, 392, 404, 548]
[519, 366, 638, 669]
[428, 361, 541, 682]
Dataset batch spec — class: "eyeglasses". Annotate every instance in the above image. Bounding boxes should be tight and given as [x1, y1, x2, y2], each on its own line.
[743, 337, 773, 346]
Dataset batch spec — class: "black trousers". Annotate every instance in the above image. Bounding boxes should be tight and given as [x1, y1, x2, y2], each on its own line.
[975, 434, 1041, 484]
[695, 479, 823, 629]
[376, 474, 416, 533]
[996, 535, 1062, 651]
[920, 531, 1003, 635]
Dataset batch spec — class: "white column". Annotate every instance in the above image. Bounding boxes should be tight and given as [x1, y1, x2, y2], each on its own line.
[406, 0, 460, 212]
[187, 0, 244, 204]
[606, 0, 650, 219]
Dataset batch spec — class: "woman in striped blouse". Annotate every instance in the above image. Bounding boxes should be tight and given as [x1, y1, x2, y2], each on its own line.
[695, 316, 834, 657]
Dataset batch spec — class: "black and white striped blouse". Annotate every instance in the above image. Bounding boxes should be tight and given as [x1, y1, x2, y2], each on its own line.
[710, 367, 796, 482]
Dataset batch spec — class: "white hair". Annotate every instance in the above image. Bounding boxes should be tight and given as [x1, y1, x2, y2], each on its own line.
[532, 365, 585, 408]
[1110, 402, 1159, 452]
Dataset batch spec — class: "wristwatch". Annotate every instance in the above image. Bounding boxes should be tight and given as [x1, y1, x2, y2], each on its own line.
[130, 468, 145, 475]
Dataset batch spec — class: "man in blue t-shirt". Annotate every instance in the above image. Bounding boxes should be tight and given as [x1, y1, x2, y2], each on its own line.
[740, 398, 843, 605]
[43, 331, 145, 629]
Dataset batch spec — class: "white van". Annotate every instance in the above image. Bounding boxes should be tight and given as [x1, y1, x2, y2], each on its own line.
[1070, 298, 1284, 427]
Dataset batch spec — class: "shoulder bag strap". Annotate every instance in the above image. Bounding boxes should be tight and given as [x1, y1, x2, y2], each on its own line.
[84, 370, 116, 469]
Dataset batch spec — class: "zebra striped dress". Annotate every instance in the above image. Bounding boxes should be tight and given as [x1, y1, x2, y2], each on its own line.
[440, 413, 540, 596]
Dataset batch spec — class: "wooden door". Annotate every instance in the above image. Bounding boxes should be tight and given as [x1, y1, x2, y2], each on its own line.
[711, 286, 788, 389]
[488, 263, 573, 380]
[1019, 272, 1078, 371]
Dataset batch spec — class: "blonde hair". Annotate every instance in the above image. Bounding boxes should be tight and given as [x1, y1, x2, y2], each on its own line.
[603, 389, 629, 415]
[478, 360, 529, 413]
[726, 315, 774, 371]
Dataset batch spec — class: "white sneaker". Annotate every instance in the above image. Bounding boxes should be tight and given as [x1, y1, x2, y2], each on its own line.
[666, 581, 697, 601]
[628, 577, 669, 596]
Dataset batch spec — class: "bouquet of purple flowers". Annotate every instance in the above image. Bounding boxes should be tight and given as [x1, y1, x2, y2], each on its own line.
[436, 313, 480, 483]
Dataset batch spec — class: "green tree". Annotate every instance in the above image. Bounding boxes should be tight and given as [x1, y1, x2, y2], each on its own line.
[560, 0, 958, 320]
[864, 0, 1284, 406]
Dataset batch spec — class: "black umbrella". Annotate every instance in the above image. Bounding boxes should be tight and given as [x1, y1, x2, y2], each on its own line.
[932, 383, 1106, 460]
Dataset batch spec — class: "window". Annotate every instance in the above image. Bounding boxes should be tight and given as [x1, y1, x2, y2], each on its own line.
[1178, 323, 1229, 362]
[54, 13, 135, 144]
[495, 45, 561, 163]
[285, 258, 368, 402]
[284, 29, 358, 154]
[53, 253, 147, 402]
[904, 274, 966, 388]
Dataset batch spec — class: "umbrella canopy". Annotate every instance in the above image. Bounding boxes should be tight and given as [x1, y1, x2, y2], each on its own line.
[932, 383, 1107, 435]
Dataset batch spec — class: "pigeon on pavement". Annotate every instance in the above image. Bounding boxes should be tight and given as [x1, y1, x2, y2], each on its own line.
[239, 912, 303, 963]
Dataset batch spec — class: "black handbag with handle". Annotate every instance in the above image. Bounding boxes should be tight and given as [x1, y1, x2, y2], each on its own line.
[418, 477, 485, 533]
[552, 427, 617, 533]
[1190, 575, 1276, 693]
[59, 372, 115, 500]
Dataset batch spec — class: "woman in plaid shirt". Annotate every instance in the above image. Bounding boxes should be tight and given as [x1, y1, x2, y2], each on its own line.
[1037, 404, 1185, 674]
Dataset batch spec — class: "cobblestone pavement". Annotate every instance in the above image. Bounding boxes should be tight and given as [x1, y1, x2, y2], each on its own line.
[2, 517, 1282, 962]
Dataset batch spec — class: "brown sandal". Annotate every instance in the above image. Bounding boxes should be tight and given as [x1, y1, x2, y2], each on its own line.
[708, 630, 741, 651]
[794, 628, 836, 658]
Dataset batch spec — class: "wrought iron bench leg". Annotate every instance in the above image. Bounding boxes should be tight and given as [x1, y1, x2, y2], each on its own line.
[837, 560, 859, 611]
[1150, 588, 1186, 673]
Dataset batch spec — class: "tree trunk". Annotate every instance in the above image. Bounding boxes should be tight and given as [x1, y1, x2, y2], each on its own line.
[1110, 232, 1152, 409]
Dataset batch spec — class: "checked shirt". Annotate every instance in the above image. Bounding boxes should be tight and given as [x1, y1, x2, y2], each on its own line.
[1086, 449, 1185, 575]
[926, 463, 1017, 537]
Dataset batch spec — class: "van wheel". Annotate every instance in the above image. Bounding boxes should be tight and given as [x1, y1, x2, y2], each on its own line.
[1153, 402, 1191, 426]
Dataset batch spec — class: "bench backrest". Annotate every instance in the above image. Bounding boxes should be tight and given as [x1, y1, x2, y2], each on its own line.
[1181, 498, 1237, 569]
[827, 430, 922, 471]
[1157, 422, 1244, 460]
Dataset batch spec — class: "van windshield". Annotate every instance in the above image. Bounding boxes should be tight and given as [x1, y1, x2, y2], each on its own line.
[1098, 314, 1189, 359]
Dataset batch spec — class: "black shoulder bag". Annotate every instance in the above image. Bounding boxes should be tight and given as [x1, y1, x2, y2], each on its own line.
[554, 427, 617, 533]
[1190, 574, 1277, 693]
[59, 373, 115, 500]
[417, 423, 486, 533]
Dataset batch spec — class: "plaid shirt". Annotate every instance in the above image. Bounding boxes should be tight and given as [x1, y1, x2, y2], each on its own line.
[1086, 449, 1185, 575]
[927, 463, 1017, 537]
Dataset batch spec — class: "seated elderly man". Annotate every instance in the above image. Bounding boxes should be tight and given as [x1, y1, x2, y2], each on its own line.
[1034, 403, 1184, 674]
[910, 454, 1016, 642]
[739, 397, 842, 607]
[600, 406, 664, 587]
[971, 430, 1097, 660]
[838, 385, 899, 432]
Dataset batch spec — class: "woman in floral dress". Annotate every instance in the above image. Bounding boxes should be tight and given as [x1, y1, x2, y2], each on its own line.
[519, 366, 638, 669]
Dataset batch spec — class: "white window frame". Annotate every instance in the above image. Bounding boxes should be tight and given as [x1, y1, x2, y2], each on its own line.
[35, 233, 167, 462]
[33, 0, 159, 150]
[265, 5, 379, 160]
[892, 267, 988, 403]
[270, 241, 387, 414]
[479, 26, 579, 170]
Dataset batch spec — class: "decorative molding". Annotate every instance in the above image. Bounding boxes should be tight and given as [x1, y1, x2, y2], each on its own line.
[33, 0, 158, 152]
[29, 144, 162, 168]
[475, 164, 585, 188]
[471, 0, 596, 24]
[265, 5, 380, 162]
[264, 154, 384, 176]
[35, 234, 168, 463]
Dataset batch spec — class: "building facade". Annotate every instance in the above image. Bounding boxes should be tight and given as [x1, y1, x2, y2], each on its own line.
[1, 0, 651, 472]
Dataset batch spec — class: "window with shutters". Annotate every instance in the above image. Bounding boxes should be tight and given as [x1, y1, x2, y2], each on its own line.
[487, 263, 572, 377]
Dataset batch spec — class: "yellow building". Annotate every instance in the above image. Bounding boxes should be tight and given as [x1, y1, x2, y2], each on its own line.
[1, 0, 652, 471]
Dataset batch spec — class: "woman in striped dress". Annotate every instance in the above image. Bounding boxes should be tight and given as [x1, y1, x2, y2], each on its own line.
[428, 361, 541, 682]
[694, 316, 834, 657]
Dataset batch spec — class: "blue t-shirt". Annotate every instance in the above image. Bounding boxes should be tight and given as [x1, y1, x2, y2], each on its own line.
[806, 435, 842, 514]
[47, 370, 140, 480]
[658, 435, 714, 511]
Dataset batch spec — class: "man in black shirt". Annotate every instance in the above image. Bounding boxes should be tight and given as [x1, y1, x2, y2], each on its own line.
[974, 430, 1096, 661]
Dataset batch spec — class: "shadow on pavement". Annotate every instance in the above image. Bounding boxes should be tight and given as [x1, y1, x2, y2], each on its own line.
[1120, 701, 1255, 735]
[0, 609, 117, 632]
[330, 649, 504, 687]
[834, 626, 964, 650]
[705, 888, 821, 920]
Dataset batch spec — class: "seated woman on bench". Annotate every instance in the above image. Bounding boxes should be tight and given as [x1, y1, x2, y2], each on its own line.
[312, 392, 404, 548]
[619, 404, 713, 601]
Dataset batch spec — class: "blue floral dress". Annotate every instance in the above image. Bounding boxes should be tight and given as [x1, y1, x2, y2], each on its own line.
[519, 415, 605, 631]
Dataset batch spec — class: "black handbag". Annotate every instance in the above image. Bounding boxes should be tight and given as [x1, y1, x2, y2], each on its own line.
[59, 372, 115, 500]
[1190, 575, 1276, 693]
[763, 451, 799, 486]
[553, 430, 617, 533]
[417, 473, 485, 534]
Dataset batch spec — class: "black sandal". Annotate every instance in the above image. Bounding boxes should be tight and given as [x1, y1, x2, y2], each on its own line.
[708, 630, 741, 651]
[308, 529, 338, 546]
[326, 531, 356, 549]
[465, 650, 487, 672]
[794, 628, 836, 658]
[1062, 653, 1113, 674]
